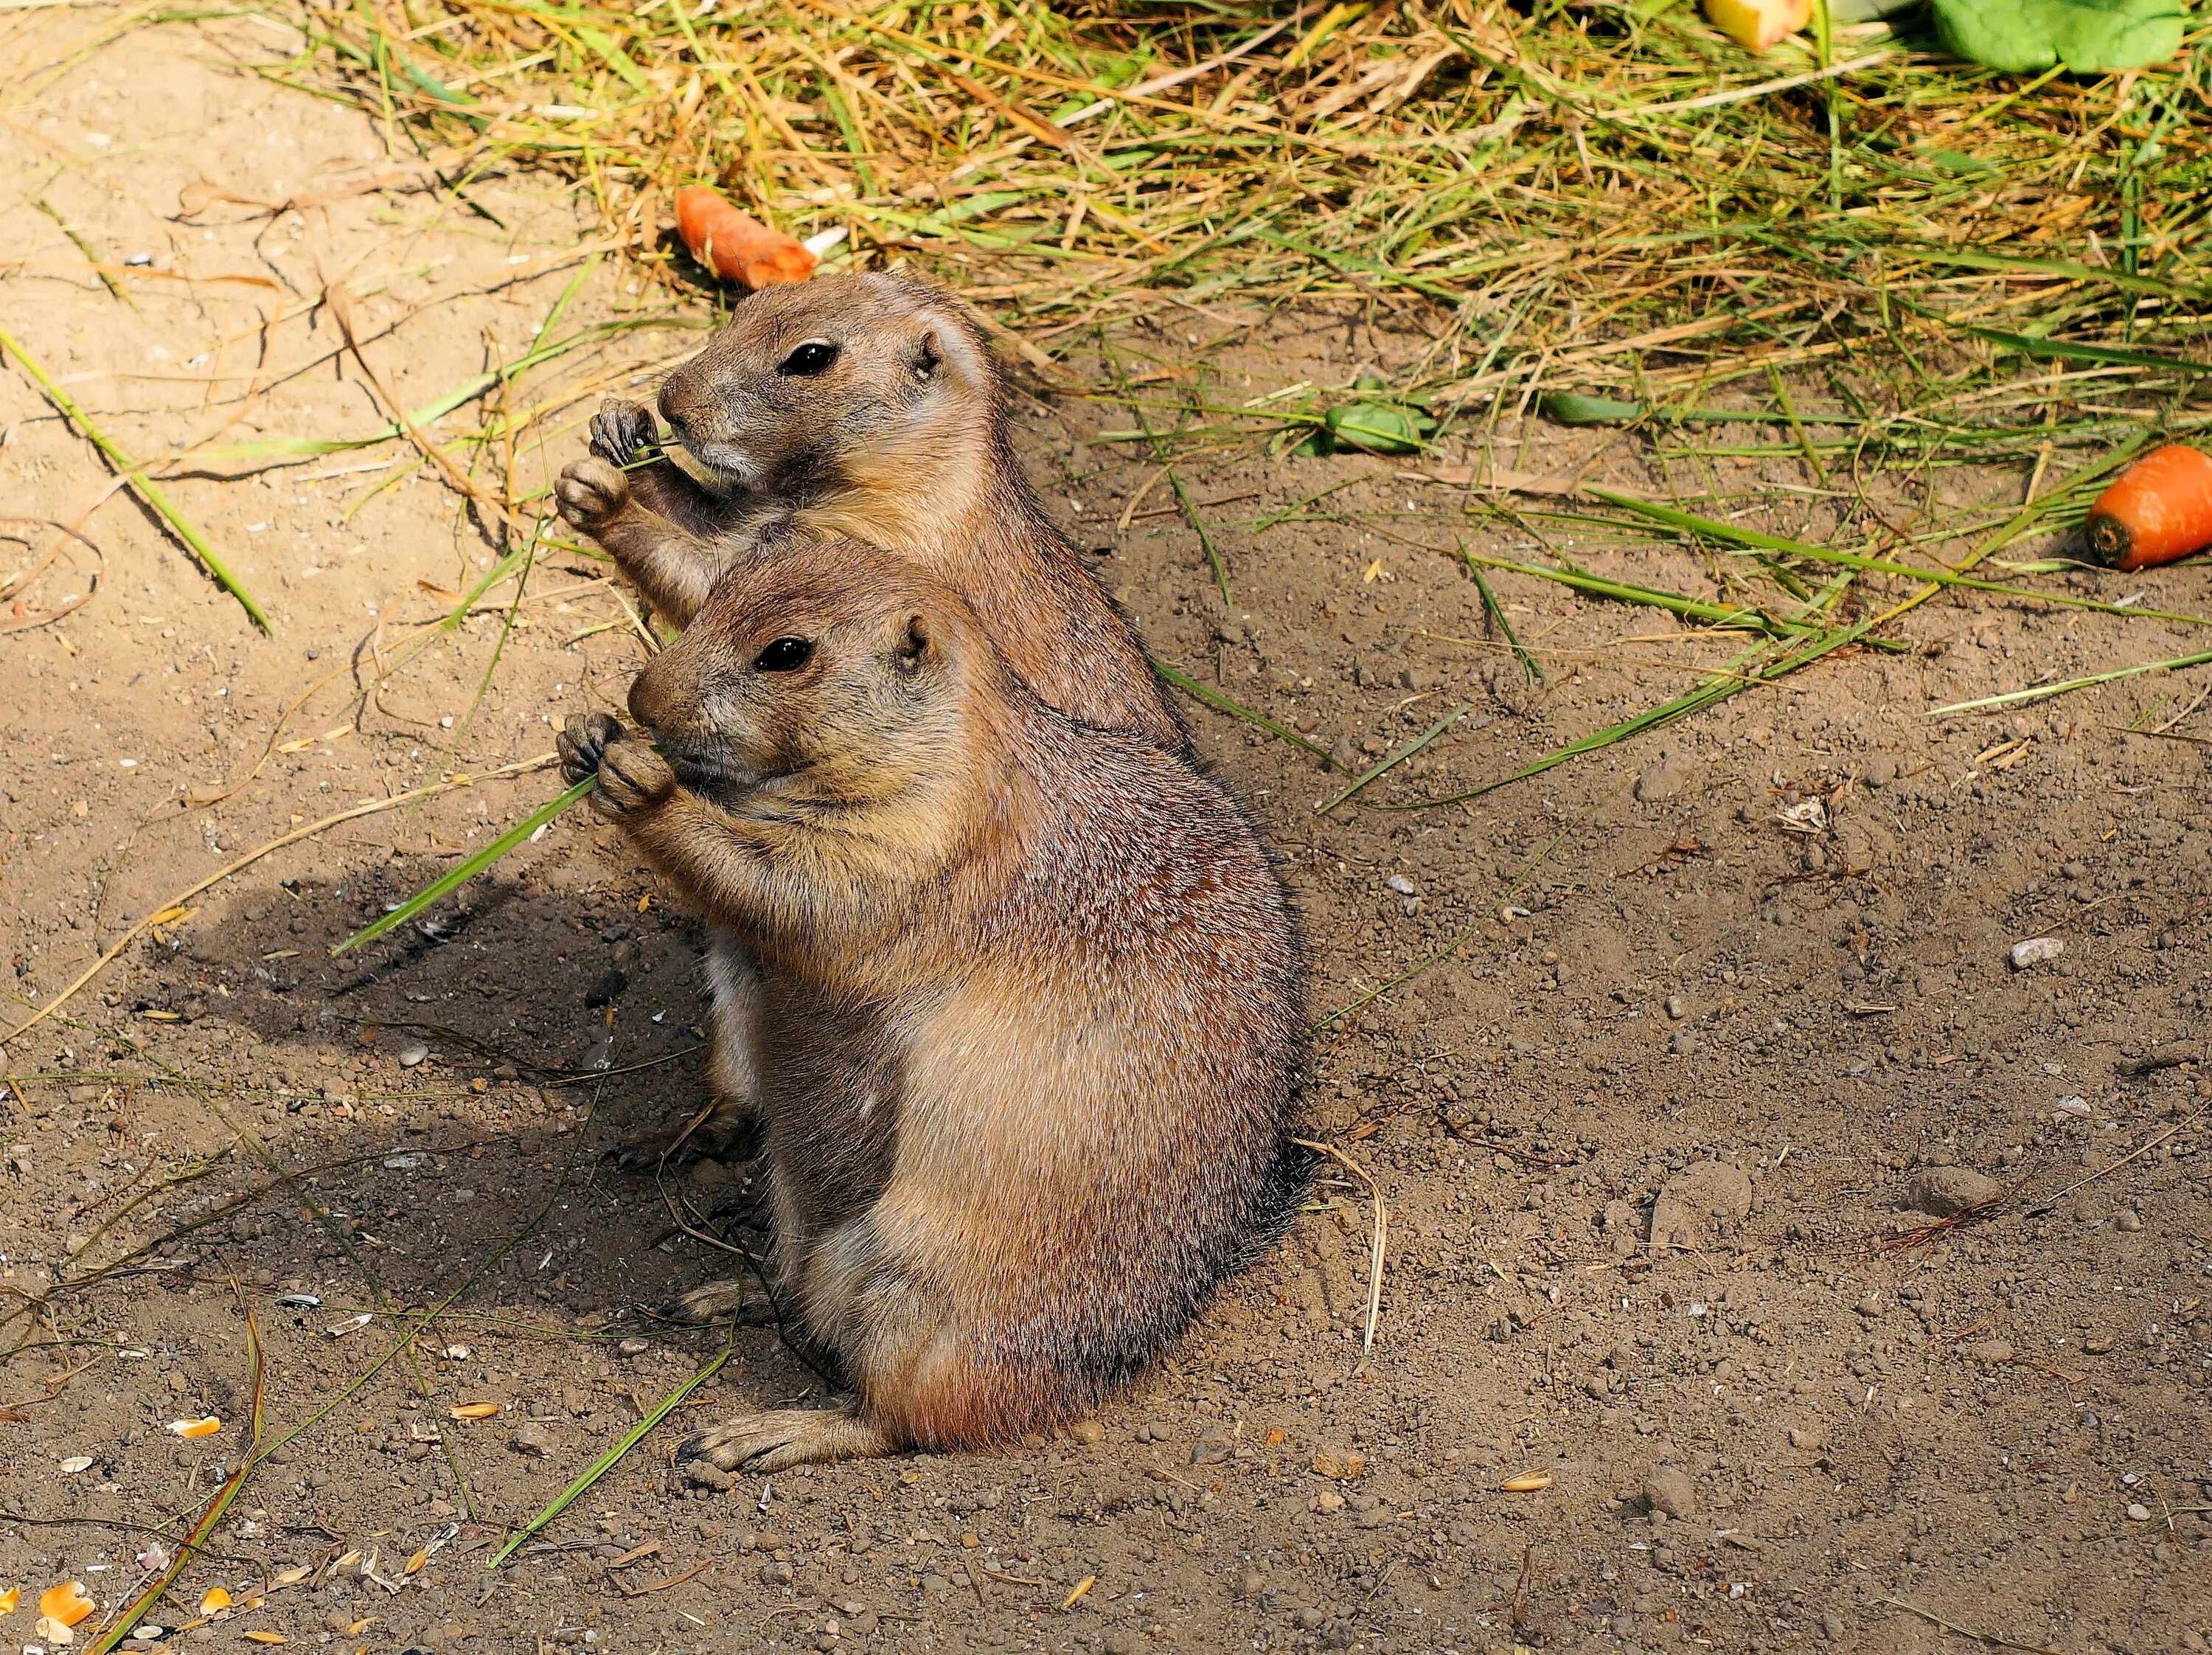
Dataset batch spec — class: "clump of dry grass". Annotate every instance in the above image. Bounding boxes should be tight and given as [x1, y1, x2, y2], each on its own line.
[274, 0, 2211, 383]
[250, 0, 2212, 931]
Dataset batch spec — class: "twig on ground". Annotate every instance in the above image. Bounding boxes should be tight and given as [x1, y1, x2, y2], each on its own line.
[1877, 1597, 2066, 1655]
[85, 1288, 264, 1654]
[1292, 1138, 1386, 1356]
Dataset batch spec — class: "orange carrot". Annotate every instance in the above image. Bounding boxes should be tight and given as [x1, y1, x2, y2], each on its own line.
[2084, 443, 2212, 572]
[673, 187, 815, 291]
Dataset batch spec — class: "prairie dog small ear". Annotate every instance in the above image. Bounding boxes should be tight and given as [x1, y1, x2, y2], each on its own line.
[908, 319, 982, 387]
[894, 612, 937, 674]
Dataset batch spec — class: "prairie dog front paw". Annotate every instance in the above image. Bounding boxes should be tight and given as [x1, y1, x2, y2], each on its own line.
[559, 712, 625, 787]
[593, 738, 677, 819]
[591, 400, 664, 470]
[555, 454, 631, 535]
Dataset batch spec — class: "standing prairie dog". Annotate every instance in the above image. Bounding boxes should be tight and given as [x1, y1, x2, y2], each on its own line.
[557, 539, 1303, 1468]
[553, 273, 1180, 1159]
[553, 271, 1178, 746]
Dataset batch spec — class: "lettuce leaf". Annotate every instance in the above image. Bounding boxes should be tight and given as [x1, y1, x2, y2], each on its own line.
[1933, 0, 2188, 73]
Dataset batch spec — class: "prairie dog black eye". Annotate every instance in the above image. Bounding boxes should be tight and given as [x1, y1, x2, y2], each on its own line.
[777, 340, 839, 377]
[754, 636, 815, 673]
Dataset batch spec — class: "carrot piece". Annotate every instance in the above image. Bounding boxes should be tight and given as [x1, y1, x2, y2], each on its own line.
[2084, 443, 2212, 571]
[38, 1582, 95, 1627]
[672, 187, 815, 291]
[1703, 0, 1811, 51]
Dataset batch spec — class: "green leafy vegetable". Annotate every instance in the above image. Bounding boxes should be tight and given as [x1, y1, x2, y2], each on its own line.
[1318, 400, 1436, 454]
[1539, 392, 1645, 426]
[1932, 0, 2185, 74]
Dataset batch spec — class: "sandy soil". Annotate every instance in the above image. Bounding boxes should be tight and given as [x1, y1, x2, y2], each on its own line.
[2, 13, 2208, 1655]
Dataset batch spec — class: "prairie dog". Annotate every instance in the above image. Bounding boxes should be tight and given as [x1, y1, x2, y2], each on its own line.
[553, 273, 1180, 1159]
[557, 539, 1302, 1468]
[554, 271, 1178, 746]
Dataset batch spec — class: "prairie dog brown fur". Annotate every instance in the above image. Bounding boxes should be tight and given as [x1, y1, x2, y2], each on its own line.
[554, 273, 1180, 1162]
[557, 540, 1302, 1468]
[554, 271, 1178, 746]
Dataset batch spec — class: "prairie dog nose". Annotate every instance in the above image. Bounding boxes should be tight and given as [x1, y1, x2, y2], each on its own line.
[627, 657, 676, 735]
[656, 375, 696, 437]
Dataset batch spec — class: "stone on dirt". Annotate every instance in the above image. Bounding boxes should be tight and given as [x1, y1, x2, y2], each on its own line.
[1633, 751, 1700, 802]
[1648, 1162, 1753, 1255]
[1902, 1165, 2006, 1215]
[1644, 1465, 1697, 1517]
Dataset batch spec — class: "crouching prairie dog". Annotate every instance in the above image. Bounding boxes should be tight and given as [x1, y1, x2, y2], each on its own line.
[554, 272, 1179, 1161]
[557, 539, 1303, 1468]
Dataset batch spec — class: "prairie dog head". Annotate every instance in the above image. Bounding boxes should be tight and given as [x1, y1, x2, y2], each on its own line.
[657, 274, 999, 538]
[626, 536, 998, 822]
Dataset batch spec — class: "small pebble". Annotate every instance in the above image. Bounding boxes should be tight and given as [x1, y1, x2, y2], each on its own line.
[1901, 1166, 2005, 1217]
[2126, 1502, 2152, 1522]
[1647, 1162, 1752, 1255]
[617, 1336, 652, 1357]
[1632, 751, 1700, 802]
[2008, 936, 2063, 970]
[2115, 1210, 2143, 1232]
[1643, 1465, 1696, 1519]
[508, 1420, 556, 1457]
[1067, 1419, 1105, 1444]
[397, 1041, 430, 1068]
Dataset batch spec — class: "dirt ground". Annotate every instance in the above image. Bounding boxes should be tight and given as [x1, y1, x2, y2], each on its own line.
[3, 13, 2210, 1655]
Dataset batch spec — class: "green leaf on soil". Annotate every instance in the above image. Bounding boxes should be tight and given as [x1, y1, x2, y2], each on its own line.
[1932, 0, 2186, 73]
[1540, 392, 1645, 426]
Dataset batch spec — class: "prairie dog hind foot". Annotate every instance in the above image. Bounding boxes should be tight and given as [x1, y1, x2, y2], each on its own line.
[655, 1277, 776, 1327]
[681, 1406, 891, 1473]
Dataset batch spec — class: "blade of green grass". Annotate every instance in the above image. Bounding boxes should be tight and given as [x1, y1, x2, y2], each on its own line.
[1152, 655, 1335, 768]
[1930, 646, 2212, 715]
[1587, 488, 2212, 629]
[1247, 476, 1367, 532]
[331, 775, 596, 956]
[1169, 468, 1233, 606]
[1461, 547, 1807, 635]
[86, 1295, 264, 1654]
[1958, 325, 2212, 378]
[0, 324, 271, 633]
[1378, 617, 1875, 811]
[487, 1322, 736, 1569]
[1317, 702, 1474, 815]
[1465, 559, 1546, 684]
